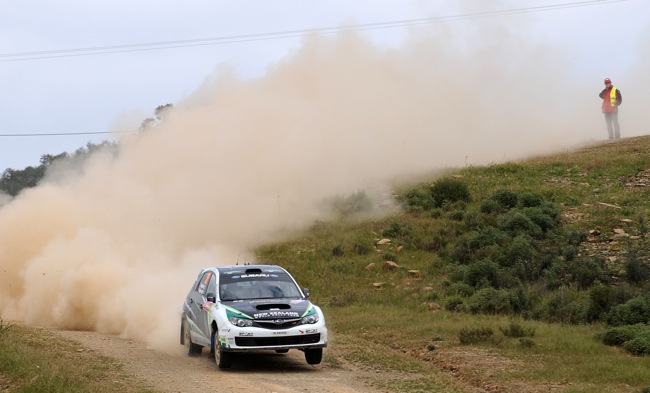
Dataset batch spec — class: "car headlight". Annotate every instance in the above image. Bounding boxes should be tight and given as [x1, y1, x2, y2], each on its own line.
[301, 314, 319, 324]
[230, 317, 253, 327]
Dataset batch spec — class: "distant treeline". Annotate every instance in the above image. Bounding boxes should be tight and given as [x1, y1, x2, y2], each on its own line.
[0, 141, 116, 197]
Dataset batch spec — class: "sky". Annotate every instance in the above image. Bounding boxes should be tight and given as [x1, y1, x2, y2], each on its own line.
[1, 0, 649, 353]
[1, 0, 648, 170]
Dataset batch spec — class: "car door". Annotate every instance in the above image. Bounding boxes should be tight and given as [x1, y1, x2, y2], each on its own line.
[187, 271, 212, 346]
[194, 270, 215, 343]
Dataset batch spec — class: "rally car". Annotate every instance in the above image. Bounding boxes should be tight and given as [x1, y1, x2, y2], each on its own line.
[180, 264, 328, 369]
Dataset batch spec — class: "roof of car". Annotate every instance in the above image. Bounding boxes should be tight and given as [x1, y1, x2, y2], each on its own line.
[214, 264, 287, 275]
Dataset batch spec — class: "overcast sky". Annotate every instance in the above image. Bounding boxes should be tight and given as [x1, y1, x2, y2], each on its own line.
[1, 0, 648, 171]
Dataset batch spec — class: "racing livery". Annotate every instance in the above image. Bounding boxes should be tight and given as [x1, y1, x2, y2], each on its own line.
[180, 265, 327, 369]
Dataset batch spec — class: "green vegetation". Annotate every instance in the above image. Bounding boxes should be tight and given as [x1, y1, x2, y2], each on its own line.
[0, 142, 117, 197]
[0, 322, 158, 393]
[3, 136, 650, 392]
[256, 136, 650, 392]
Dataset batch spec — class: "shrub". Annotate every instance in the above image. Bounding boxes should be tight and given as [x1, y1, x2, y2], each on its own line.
[569, 256, 607, 289]
[480, 199, 501, 214]
[606, 296, 650, 326]
[445, 282, 475, 297]
[466, 287, 513, 315]
[625, 251, 649, 284]
[452, 228, 506, 264]
[518, 192, 544, 208]
[419, 232, 447, 252]
[382, 222, 412, 239]
[521, 207, 556, 233]
[430, 178, 471, 208]
[519, 338, 535, 348]
[491, 189, 518, 209]
[464, 260, 500, 288]
[0, 319, 13, 337]
[598, 324, 647, 346]
[498, 212, 541, 238]
[622, 331, 650, 356]
[353, 242, 372, 255]
[500, 235, 534, 268]
[447, 210, 465, 221]
[458, 327, 494, 344]
[399, 187, 434, 212]
[499, 322, 536, 338]
[327, 190, 373, 218]
[444, 295, 465, 312]
[332, 245, 344, 257]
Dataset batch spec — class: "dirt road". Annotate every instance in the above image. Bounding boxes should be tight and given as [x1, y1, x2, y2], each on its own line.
[56, 329, 382, 393]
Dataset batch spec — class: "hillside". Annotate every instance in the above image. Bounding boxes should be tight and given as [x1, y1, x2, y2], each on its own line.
[2, 136, 650, 393]
[256, 135, 650, 392]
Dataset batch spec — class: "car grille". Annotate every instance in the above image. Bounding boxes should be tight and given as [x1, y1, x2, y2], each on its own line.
[254, 318, 301, 330]
[235, 333, 321, 347]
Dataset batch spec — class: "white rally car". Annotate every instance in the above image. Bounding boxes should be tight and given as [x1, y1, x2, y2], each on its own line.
[180, 264, 328, 369]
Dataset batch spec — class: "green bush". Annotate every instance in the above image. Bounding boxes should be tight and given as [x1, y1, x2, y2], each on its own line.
[445, 282, 475, 297]
[498, 212, 542, 238]
[479, 199, 501, 214]
[382, 222, 412, 239]
[518, 192, 544, 208]
[353, 242, 372, 255]
[399, 187, 434, 212]
[419, 232, 447, 252]
[521, 207, 556, 233]
[598, 324, 647, 346]
[569, 256, 607, 289]
[606, 296, 650, 326]
[625, 251, 649, 284]
[458, 327, 494, 344]
[500, 235, 534, 268]
[327, 190, 373, 218]
[444, 295, 465, 312]
[491, 189, 518, 209]
[464, 260, 500, 288]
[519, 338, 535, 348]
[499, 322, 536, 338]
[466, 287, 513, 315]
[447, 210, 465, 221]
[430, 178, 471, 208]
[622, 331, 650, 356]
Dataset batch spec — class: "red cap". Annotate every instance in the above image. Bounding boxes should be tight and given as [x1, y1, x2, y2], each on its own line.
[604, 78, 611, 84]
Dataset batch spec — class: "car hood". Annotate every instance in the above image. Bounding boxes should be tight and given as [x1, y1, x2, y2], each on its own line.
[222, 298, 313, 320]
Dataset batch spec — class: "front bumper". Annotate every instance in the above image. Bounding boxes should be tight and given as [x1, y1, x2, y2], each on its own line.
[217, 323, 328, 352]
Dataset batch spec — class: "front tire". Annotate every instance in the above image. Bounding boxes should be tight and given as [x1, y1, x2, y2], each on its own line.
[182, 318, 202, 356]
[304, 348, 322, 365]
[214, 341, 233, 369]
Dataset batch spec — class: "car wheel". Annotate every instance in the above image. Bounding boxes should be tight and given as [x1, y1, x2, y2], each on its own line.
[182, 318, 202, 356]
[275, 349, 289, 354]
[304, 348, 322, 365]
[214, 339, 233, 369]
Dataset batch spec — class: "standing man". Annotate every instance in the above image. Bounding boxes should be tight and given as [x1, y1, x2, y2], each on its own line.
[599, 77, 622, 139]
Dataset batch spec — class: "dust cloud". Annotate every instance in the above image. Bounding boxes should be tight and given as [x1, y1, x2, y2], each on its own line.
[1, 16, 648, 354]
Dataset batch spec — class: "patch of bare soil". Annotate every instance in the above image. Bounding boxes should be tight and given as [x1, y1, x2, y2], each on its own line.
[55, 329, 383, 393]
[425, 346, 567, 393]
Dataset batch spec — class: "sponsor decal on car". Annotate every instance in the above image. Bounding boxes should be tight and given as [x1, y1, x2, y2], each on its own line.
[272, 331, 287, 335]
[254, 311, 300, 319]
[238, 332, 253, 337]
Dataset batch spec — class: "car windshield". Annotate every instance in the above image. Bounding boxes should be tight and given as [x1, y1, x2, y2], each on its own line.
[219, 272, 302, 301]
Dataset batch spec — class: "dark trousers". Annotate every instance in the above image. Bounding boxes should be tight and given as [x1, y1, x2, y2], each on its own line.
[604, 112, 620, 139]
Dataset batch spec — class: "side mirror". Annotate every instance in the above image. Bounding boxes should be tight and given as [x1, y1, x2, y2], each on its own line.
[303, 288, 310, 299]
[206, 293, 216, 303]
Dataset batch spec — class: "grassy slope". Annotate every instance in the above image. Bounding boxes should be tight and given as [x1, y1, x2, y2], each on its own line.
[257, 136, 650, 393]
[2, 137, 650, 392]
[0, 322, 158, 393]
